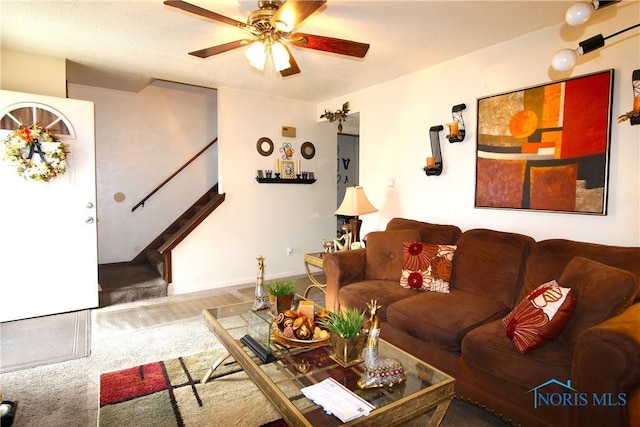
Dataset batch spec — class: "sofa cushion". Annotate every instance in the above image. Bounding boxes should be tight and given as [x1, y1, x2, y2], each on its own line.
[386, 289, 508, 352]
[385, 218, 462, 244]
[400, 241, 456, 292]
[520, 239, 640, 304]
[463, 320, 572, 390]
[338, 280, 416, 321]
[557, 256, 640, 349]
[365, 230, 421, 281]
[451, 229, 535, 309]
[502, 280, 576, 354]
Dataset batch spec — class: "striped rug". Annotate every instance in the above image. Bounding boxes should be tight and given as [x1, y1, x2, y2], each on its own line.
[0, 309, 91, 373]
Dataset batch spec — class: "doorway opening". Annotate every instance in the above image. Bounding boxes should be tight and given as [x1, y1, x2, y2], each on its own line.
[336, 126, 359, 237]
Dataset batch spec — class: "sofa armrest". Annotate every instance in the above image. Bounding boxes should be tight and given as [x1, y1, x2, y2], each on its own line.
[571, 303, 640, 426]
[323, 249, 367, 311]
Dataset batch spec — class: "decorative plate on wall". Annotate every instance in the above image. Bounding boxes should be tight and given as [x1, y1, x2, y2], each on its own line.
[301, 141, 315, 159]
[256, 137, 273, 156]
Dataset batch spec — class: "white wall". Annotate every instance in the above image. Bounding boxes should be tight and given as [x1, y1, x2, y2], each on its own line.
[1, 48, 66, 98]
[68, 81, 218, 263]
[170, 88, 336, 294]
[319, 2, 640, 247]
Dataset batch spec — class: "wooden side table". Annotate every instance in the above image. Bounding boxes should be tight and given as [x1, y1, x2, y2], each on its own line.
[303, 252, 326, 298]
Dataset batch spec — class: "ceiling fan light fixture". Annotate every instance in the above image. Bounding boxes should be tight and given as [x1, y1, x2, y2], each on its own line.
[273, 19, 290, 33]
[246, 41, 267, 70]
[271, 41, 291, 71]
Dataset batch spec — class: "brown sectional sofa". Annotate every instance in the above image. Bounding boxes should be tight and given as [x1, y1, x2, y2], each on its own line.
[323, 218, 640, 427]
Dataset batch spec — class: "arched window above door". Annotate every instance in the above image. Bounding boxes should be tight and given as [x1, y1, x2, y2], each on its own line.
[0, 103, 75, 139]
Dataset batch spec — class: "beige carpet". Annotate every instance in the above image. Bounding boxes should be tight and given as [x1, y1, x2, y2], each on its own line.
[0, 276, 507, 426]
[0, 310, 91, 373]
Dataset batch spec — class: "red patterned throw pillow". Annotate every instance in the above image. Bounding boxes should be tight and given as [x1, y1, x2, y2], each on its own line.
[400, 241, 456, 293]
[502, 280, 576, 354]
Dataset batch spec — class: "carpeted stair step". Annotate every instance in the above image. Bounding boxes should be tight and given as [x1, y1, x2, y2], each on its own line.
[98, 263, 168, 307]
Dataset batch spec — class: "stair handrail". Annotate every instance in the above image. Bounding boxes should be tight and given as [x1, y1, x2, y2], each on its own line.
[132, 138, 218, 212]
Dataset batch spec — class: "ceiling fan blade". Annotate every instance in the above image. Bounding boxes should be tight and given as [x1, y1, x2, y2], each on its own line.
[189, 40, 252, 58]
[164, 0, 247, 29]
[280, 44, 301, 77]
[270, 0, 326, 32]
[289, 33, 370, 58]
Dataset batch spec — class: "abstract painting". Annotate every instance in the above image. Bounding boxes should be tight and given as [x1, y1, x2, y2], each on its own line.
[475, 70, 614, 215]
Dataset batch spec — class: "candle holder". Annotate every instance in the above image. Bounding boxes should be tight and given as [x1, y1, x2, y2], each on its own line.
[424, 125, 443, 176]
[618, 69, 640, 126]
[275, 173, 281, 179]
[296, 174, 301, 179]
[447, 103, 467, 143]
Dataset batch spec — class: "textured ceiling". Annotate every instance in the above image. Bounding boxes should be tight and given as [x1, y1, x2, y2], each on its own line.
[1, 1, 572, 102]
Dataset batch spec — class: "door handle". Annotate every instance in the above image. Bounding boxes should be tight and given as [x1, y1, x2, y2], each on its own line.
[86, 202, 94, 209]
[85, 217, 95, 224]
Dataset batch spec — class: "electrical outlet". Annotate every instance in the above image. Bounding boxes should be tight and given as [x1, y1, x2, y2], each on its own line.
[287, 247, 293, 256]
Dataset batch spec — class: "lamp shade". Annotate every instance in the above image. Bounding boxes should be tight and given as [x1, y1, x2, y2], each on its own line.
[335, 186, 378, 216]
[271, 42, 291, 71]
[246, 41, 266, 70]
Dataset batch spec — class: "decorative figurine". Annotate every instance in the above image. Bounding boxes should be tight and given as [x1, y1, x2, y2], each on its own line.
[322, 239, 335, 253]
[358, 300, 406, 389]
[333, 223, 353, 251]
[252, 256, 270, 311]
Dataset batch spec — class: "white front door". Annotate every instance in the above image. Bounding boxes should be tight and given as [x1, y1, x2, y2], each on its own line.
[0, 90, 98, 322]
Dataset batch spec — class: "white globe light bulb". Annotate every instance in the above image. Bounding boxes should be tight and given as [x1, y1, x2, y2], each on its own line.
[552, 49, 578, 71]
[566, 2, 594, 26]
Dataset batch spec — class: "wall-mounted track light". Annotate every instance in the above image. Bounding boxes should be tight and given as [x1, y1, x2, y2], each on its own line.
[552, 0, 638, 71]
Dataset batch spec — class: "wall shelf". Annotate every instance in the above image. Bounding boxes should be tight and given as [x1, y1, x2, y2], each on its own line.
[256, 177, 317, 184]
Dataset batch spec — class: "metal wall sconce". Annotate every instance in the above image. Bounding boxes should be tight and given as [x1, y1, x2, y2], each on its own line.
[424, 125, 443, 176]
[321, 102, 350, 132]
[618, 69, 640, 125]
[447, 103, 467, 143]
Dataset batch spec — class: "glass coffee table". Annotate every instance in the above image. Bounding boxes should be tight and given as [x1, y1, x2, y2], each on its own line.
[203, 300, 455, 426]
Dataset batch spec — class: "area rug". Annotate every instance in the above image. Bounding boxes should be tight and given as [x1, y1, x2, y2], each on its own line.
[99, 349, 509, 427]
[0, 309, 91, 373]
[99, 349, 283, 427]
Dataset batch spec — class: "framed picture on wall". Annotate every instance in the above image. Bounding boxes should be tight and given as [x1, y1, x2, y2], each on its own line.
[281, 160, 295, 179]
[475, 69, 614, 215]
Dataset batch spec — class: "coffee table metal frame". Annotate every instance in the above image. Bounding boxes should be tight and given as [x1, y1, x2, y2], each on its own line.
[202, 301, 455, 427]
[303, 252, 326, 298]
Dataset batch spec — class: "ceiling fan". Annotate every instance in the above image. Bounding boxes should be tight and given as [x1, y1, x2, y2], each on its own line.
[164, 0, 370, 76]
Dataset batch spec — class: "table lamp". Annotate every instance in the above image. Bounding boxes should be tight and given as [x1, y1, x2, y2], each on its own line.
[335, 186, 378, 245]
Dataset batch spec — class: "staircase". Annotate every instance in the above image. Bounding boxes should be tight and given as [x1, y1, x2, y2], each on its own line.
[98, 186, 225, 307]
[98, 139, 221, 307]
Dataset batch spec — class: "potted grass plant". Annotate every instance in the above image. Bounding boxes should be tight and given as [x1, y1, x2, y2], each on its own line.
[319, 307, 367, 367]
[266, 279, 296, 316]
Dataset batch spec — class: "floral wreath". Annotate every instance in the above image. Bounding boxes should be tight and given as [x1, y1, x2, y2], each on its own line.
[2, 123, 70, 182]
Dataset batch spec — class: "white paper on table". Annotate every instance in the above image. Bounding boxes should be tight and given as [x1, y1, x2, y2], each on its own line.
[301, 377, 375, 423]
